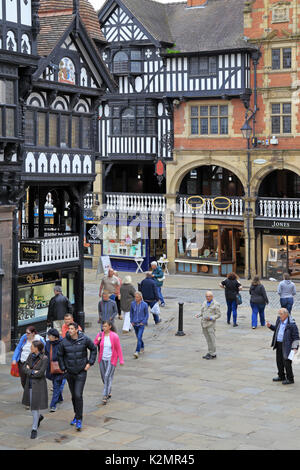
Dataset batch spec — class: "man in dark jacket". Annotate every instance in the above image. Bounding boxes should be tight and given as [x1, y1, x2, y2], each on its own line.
[57, 322, 97, 430]
[140, 272, 161, 324]
[47, 286, 73, 333]
[45, 328, 66, 412]
[98, 291, 118, 327]
[267, 308, 299, 385]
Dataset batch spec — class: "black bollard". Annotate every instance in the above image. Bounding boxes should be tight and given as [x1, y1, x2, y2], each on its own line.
[175, 302, 185, 336]
[76, 311, 85, 332]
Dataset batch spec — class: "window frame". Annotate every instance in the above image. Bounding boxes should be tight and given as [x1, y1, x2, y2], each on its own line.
[110, 103, 157, 137]
[271, 102, 292, 135]
[189, 56, 218, 77]
[190, 104, 229, 137]
[271, 47, 292, 70]
[112, 49, 144, 76]
[0, 78, 17, 138]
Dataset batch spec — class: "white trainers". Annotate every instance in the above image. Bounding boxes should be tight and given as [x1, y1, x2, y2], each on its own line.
[133, 352, 139, 359]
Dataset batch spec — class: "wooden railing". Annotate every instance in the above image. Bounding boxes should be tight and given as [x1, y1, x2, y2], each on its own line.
[177, 196, 244, 217]
[257, 198, 300, 219]
[18, 236, 80, 268]
[105, 193, 166, 212]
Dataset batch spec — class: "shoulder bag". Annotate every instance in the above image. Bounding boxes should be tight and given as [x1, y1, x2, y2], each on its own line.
[50, 344, 63, 375]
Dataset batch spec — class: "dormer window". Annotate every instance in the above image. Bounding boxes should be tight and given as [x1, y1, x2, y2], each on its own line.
[112, 50, 143, 75]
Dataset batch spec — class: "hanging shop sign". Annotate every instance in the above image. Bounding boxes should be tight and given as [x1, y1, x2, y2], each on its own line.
[186, 196, 205, 210]
[212, 197, 232, 211]
[20, 242, 41, 262]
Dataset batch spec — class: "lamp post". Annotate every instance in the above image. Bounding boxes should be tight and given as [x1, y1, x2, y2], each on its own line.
[241, 118, 252, 280]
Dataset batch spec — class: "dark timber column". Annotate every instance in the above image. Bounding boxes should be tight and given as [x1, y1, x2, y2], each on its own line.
[28, 186, 35, 238]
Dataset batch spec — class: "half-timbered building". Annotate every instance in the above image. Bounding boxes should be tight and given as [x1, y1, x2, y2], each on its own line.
[11, 0, 116, 344]
[94, 0, 258, 274]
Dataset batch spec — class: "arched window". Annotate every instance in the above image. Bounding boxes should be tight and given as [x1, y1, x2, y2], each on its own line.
[121, 108, 135, 135]
[113, 51, 129, 74]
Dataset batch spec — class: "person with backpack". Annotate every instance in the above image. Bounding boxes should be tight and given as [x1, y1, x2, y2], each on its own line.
[249, 276, 269, 329]
[220, 272, 242, 327]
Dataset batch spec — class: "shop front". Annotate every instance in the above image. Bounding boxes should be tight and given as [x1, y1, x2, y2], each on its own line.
[16, 269, 77, 338]
[255, 218, 300, 280]
[175, 218, 245, 276]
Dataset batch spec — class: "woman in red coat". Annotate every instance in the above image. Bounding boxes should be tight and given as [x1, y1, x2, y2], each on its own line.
[94, 321, 124, 405]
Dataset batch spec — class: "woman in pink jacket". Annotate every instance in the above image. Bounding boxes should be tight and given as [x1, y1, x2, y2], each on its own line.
[94, 321, 124, 405]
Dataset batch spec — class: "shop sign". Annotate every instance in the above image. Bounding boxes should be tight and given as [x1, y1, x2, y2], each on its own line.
[20, 242, 41, 262]
[212, 197, 232, 211]
[26, 273, 44, 284]
[254, 219, 300, 230]
[86, 223, 102, 245]
[186, 196, 205, 209]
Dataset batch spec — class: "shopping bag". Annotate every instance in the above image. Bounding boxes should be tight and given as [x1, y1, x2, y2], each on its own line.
[291, 350, 300, 366]
[150, 302, 160, 316]
[236, 293, 242, 305]
[10, 363, 20, 377]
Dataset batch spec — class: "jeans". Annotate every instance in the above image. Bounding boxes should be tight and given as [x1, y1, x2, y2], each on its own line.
[226, 300, 237, 324]
[250, 302, 266, 328]
[66, 370, 87, 421]
[146, 301, 160, 324]
[50, 375, 66, 409]
[280, 297, 294, 314]
[276, 341, 294, 381]
[29, 389, 40, 431]
[157, 287, 165, 305]
[133, 325, 145, 353]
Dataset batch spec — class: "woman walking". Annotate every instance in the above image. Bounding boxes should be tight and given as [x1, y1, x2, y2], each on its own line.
[22, 340, 48, 439]
[220, 272, 242, 327]
[94, 321, 124, 405]
[250, 276, 269, 329]
[11, 326, 45, 393]
[45, 328, 66, 412]
[120, 275, 136, 333]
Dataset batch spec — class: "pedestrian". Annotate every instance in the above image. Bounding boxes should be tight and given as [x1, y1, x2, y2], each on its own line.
[195, 291, 221, 359]
[47, 285, 73, 333]
[114, 270, 123, 320]
[98, 290, 118, 327]
[57, 322, 97, 431]
[220, 272, 242, 327]
[99, 268, 120, 300]
[130, 292, 149, 359]
[61, 313, 82, 338]
[120, 275, 136, 333]
[44, 328, 66, 412]
[11, 326, 46, 393]
[22, 340, 48, 439]
[151, 261, 165, 307]
[249, 275, 269, 329]
[267, 308, 299, 385]
[140, 272, 161, 324]
[277, 273, 296, 314]
[94, 320, 124, 405]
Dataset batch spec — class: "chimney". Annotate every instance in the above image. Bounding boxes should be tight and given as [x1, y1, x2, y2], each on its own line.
[187, 0, 207, 7]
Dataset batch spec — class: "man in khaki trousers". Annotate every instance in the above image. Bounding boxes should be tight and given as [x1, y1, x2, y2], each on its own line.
[195, 291, 221, 359]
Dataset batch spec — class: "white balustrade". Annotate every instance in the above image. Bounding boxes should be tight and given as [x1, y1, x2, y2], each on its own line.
[18, 236, 80, 268]
[257, 198, 300, 219]
[105, 193, 166, 212]
[178, 196, 244, 217]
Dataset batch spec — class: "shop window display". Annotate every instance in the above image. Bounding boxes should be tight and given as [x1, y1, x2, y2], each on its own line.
[263, 234, 300, 279]
[102, 225, 144, 257]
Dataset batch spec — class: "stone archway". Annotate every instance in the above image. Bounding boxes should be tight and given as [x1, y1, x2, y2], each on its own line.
[167, 156, 247, 196]
[251, 162, 300, 197]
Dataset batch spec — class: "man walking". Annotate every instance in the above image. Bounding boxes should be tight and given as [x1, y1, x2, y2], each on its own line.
[130, 292, 149, 359]
[47, 286, 73, 333]
[99, 268, 120, 299]
[195, 291, 221, 359]
[151, 261, 165, 307]
[267, 308, 299, 385]
[98, 291, 118, 327]
[140, 272, 161, 324]
[57, 322, 97, 430]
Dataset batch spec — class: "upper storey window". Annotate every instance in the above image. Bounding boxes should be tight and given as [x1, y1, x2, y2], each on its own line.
[0, 79, 16, 137]
[112, 50, 142, 75]
[272, 48, 291, 70]
[189, 56, 217, 77]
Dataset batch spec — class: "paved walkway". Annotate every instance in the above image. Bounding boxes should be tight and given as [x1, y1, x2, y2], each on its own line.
[0, 270, 300, 450]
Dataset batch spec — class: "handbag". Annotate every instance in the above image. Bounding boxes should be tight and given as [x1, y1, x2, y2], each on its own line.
[50, 344, 63, 375]
[236, 293, 242, 305]
[10, 363, 19, 377]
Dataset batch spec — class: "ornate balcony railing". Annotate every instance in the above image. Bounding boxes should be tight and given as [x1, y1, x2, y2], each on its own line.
[18, 236, 80, 268]
[257, 198, 300, 219]
[177, 195, 244, 217]
[105, 193, 166, 213]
